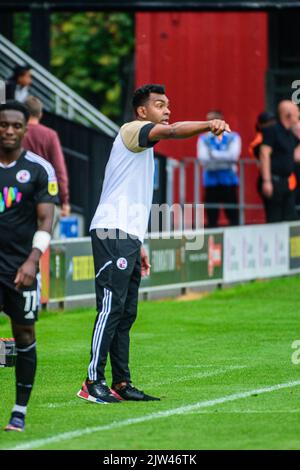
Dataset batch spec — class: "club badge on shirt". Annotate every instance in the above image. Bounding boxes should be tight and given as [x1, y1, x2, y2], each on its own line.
[16, 170, 31, 184]
[117, 257, 128, 270]
[48, 180, 58, 196]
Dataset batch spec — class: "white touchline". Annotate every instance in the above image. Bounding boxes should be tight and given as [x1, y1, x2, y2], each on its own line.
[139, 364, 235, 369]
[42, 401, 82, 409]
[186, 409, 300, 415]
[148, 365, 246, 387]
[38, 365, 246, 409]
[4, 379, 300, 451]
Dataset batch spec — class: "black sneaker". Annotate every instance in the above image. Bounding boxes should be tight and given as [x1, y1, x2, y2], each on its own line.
[112, 382, 160, 401]
[77, 380, 121, 404]
[5, 414, 25, 432]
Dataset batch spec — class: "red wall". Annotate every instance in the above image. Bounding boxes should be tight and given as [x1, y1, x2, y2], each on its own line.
[135, 12, 268, 224]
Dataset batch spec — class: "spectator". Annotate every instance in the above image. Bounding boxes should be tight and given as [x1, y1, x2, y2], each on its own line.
[22, 96, 70, 217]
[291, 119, 300, 216]
[248, 111, 276, 159]
[197, 110, 241, 227]
[6, 65, 32, 103]
[258, 100, 300, 223]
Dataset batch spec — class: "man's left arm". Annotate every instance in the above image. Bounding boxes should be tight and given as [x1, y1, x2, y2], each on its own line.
[14, 203, 54, 289]
[210, 134, 242, 161]
[148, 120, 231, 141]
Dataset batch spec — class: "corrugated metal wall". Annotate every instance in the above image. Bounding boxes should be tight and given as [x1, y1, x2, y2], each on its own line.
[135, 11, 268, 223]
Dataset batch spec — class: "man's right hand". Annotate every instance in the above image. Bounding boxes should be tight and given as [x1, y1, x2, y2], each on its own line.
[262, 181, 273, 198]
[14, 259, 37, 290]
[209, 119, 231, 136]
[141, 245, 151, 277]
[61, 203, 71, 217]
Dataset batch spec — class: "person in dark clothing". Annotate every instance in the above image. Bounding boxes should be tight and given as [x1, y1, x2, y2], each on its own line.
[77, 84, 231, 405]
[5, 65, 32, 103]
[0, 100, 57, 432]
[291, 120, 300, 216]
[248, 111, 276, 160]
[258, 100, 300, 223]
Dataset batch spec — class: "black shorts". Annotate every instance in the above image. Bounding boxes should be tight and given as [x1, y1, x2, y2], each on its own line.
[0, 274, 40, 326]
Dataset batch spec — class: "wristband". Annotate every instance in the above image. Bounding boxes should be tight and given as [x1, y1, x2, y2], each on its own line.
[32, 230, 51, 254]
[263, 179, 271, 183]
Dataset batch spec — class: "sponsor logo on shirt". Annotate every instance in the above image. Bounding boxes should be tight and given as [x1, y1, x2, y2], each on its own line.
[16, 170, 31, 183]
[0, 187, 22, 213]
[116, 257, 128, 270]
[48, 180, 58, 196]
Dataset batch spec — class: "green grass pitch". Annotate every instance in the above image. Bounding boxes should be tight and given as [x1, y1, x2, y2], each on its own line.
[1, 275, 300, 450]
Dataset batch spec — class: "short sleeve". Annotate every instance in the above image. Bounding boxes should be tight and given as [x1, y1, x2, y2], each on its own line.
[120, 120, 158, 153]
[262, 126, 276, 148]
[35, 165, 59, 205]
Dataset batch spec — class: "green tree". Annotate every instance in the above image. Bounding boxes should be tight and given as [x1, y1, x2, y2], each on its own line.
[51, 12, 134, 122]
[14, 13, 30, 54]
[14, 12, 135, 123]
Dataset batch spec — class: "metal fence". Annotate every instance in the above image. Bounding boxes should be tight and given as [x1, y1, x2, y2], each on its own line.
[166, 157, 263, 226]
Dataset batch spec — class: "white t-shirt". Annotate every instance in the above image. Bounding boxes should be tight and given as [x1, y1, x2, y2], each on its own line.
[15, 85, 29, 103]
[90, 120, 158, 243]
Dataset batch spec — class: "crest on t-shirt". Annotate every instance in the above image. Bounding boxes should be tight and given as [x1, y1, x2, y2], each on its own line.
[16, 170, 31, 183]
[116, 257, 128, 270]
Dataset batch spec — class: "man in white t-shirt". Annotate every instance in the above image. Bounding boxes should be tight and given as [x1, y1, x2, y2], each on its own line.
[77, 84, 230, 404]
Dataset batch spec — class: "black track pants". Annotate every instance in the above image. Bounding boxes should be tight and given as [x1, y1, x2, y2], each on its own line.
[88, 229, 141, 384]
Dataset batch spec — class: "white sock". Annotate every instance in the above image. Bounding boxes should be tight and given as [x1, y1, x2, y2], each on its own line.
[12, 404, 27, 416]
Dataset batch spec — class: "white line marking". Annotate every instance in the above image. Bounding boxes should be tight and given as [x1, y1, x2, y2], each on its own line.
[149, 365, 246, 387]
[4, 379, 300, 451]
[137, 364, 235, 369]
[187, 409, 300, 415]
[173, 365, 227, 368]
[42, 401, 81, 409]
[38, 365, 245, 409]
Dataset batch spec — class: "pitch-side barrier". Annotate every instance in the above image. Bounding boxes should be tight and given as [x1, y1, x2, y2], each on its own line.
[39, 221, 300, 307]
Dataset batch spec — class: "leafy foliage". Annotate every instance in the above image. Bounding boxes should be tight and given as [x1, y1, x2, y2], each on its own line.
[51, 12, 134, 122]
[14, 12, 31, 54]
[13, 12, 135, 123]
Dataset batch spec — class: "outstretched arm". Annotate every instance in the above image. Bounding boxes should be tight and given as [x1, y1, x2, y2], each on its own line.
[148, 119, 231, 141]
